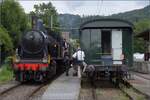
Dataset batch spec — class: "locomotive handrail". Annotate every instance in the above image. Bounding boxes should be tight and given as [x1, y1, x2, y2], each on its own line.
[91, 59, 126, 66]
[15, 59, 43, 63]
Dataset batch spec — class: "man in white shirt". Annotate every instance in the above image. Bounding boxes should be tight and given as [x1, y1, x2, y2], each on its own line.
[72, 47, 87, 78]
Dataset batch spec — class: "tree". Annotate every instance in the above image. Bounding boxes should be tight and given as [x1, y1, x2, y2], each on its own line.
[133, 38, 145, 53]
[0, 26, 13, 53]
[0, 0, 28, 47]
[134, 19, 150, 34]
[30, 2, 59, 32]
[133, 19, 150, 53]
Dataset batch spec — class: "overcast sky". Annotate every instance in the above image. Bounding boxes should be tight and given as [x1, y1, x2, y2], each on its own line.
[19, 0, 150, 16]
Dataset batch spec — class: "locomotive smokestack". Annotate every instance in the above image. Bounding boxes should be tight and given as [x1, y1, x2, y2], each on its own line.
[31, 16, 44, 31]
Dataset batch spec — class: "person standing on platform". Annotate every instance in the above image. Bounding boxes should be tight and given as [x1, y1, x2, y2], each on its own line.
[62, 39, 69, 57]
[72, 47, 87, 78]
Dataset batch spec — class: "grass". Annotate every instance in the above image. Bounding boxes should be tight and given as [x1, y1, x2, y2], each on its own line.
[122, 86, 146, 100]
[0, 64, 14, 84]
[96, 88, 130, 100]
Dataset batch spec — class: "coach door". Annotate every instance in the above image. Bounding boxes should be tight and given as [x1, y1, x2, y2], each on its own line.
[112, 30, 122, 64]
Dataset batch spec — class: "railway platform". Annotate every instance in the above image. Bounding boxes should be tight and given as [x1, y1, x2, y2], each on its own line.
[128, 72, 150, 98]
[42, 68, 81, 100]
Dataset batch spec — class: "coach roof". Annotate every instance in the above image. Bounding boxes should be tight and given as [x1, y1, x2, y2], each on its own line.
[80, 18, 133, 30]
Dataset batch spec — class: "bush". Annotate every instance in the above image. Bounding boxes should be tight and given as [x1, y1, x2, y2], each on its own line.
[0, 64, 13, 83]
[0, 26, 13, 53]
[0, 0, 28, 47]
[4, 56, 13, 65]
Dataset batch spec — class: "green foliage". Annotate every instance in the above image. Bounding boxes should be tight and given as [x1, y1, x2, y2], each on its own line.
[110, 5, 150, 23]
[31, 2, 60, 32]
[0, 26, 13, 52]
[133, 19, 150, 53]
[4, 56, 13, 65]
[0, 0, 28, 46]
[134, 19, 150, 34]
[133, 38, 145, 53]
[0, 64, 13, 84]
[70, 39, 80, 49]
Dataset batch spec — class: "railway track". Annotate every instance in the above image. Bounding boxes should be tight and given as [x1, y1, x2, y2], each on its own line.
[115, 78, 148, 100]
[0, 83, 44, 100]
[91, 85, 97, 100]
[0, 83, 22, 96]
[0, 81, 56, 100]
[79, 77, 147, 100]
[28, 83, 46, 98]
[79, 79, 97, 100]
[118, 84, 133, 100]
[0, 82, 53, 100]
[132, 72, 150, 80]
[110, 78, 133, 100]
[28, 81, 53, 100]
[0, 72, 63, 100]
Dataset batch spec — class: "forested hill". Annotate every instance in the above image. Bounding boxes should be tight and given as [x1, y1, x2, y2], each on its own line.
[58, 5, 150, 38]
[110, 5, 150, 23]
[58, 14, 81, 29]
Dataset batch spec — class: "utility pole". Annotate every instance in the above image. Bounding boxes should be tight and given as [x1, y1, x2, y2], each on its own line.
[149, 0, 150, 54]
[0, 0, 3, 25]
[0, 0, 3, 67]
[50, 15, 53, 30]
[0, 41, 2, 67]
[0, 0, 1, 25]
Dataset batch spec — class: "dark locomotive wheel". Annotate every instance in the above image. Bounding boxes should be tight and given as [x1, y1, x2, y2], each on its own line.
[51, 60, 57, 76]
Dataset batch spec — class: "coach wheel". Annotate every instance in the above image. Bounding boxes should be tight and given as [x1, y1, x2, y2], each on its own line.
[35, 73, 44, 82]
[114, 78, 119, 87]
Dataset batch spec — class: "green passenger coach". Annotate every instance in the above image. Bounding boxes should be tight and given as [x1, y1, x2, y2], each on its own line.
[79, 19, 133, 68]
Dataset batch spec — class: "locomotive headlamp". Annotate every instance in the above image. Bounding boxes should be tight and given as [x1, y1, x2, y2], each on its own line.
[14, 56, 20, 63]
[42, 52, 48, 63]
[42, 58, 48, 63]
[54, 44, 57, 47]
[15, 58, 20, 63]
[14, 49, 20, 63]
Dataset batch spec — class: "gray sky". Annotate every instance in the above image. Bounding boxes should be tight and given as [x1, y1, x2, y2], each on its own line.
[18, 0, 150, 16]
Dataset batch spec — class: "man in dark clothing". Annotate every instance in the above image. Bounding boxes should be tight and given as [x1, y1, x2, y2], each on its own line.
[62, 39, 69, 57]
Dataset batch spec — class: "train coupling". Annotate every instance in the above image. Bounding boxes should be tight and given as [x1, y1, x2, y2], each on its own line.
[84, 65, 95, 77]
[105, 66, 110, 76]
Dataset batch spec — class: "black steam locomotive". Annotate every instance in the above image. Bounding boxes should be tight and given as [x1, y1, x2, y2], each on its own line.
[13, 17, 70, 82]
